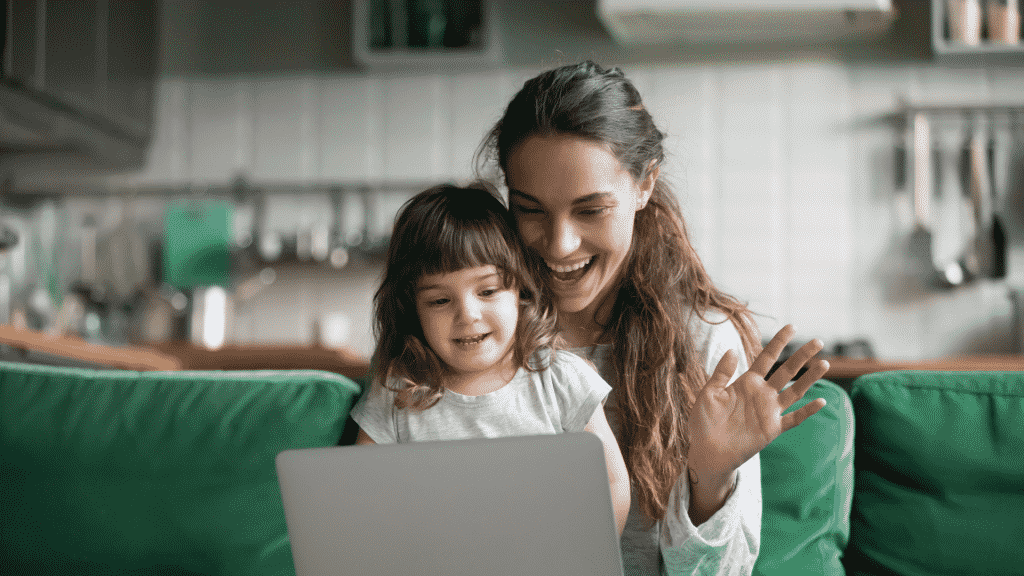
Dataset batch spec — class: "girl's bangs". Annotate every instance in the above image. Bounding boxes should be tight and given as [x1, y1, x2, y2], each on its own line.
[420, 216, 517, 284]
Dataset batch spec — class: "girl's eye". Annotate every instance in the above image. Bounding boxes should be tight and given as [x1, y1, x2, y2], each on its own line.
[480, 288, 496, 297]
[579, 206, 608, 216]
[427, 297, 449, 306]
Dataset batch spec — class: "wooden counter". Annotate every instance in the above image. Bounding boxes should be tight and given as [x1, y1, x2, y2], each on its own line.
[151, 342, 371, 381]
[0, 325, 182, 371]
[823, 354, 1024, 380]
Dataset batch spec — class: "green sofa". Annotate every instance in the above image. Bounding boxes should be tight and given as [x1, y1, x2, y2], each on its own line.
[2, 360, 1022, 575]
[1, 361, 363, 576]
[756, 371, 1024, 576]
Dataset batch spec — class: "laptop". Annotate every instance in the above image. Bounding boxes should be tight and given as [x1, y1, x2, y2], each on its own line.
[275, 432, 625, 576]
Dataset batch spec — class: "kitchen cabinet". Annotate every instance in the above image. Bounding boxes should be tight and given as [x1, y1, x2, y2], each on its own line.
[0, 0, 158, 172]
[352, 0, 502, 69]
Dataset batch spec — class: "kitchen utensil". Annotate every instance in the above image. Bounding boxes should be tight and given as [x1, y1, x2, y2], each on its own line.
[1011, 287, 1024, 353]
[960, 118, 996, 280]
[930, 116, 970, 287]
[104, 197, 150, 305]
[909, 113, 943, 282]
[989, 115, 1011, 279]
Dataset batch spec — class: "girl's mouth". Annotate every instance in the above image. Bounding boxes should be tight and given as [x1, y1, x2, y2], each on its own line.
[547, 256, 596, 282]
[454, 333, 489, 345]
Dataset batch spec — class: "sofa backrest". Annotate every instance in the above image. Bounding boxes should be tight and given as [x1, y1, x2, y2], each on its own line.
[754, 379, 855, 576]
[843, 370, 1024, 576]
[1, 361, 362, 576]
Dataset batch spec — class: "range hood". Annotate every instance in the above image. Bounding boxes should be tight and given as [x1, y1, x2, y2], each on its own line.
[597, 0, 895, 45]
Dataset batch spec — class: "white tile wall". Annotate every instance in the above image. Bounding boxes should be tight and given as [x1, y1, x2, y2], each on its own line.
[102, 60, 1024, 360]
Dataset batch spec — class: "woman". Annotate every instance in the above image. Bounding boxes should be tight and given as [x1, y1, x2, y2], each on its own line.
[477, 61, 830, 575]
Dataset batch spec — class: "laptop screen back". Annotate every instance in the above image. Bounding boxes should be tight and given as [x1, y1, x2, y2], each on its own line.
[276, 432, 624, 576]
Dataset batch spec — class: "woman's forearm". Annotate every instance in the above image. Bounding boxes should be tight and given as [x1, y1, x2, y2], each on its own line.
[686, 466, 737, 526]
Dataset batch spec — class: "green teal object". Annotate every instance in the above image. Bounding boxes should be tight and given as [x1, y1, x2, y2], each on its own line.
[754, 380, 854, 576]
[844, 371, 1024, 576]
[1, 361, 362, 576]
[163, 200, 233, 289]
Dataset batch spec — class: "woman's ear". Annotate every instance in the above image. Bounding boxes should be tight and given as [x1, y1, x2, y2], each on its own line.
[636, 162, 659, 211]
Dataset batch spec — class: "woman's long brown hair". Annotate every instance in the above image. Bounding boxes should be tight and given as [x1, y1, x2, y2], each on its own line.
[478, 61, 761, 522]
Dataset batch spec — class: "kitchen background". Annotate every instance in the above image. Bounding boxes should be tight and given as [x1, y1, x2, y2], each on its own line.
[2, 0, 1023, 365]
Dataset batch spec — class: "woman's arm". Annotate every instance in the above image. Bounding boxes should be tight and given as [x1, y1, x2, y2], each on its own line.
[584, 405, 630, 537]
[355, 427, 377, 445]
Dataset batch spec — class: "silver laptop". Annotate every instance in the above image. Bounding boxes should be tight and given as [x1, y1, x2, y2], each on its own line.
[276, 432, 625, 576]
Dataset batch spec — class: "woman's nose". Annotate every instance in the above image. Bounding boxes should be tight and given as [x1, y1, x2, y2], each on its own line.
[546, 217, 581, 259]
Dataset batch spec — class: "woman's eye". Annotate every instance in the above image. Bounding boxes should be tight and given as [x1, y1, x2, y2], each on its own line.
[579, 207, 608, 216]
[427, 298, 448, 306]
[512, 204, 542, 215]
[480, 288, 496, 297]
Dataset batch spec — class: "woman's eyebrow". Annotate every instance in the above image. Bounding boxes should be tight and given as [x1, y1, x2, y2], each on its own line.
[509, 190, 615, 205]
[508, 189, 539, 203]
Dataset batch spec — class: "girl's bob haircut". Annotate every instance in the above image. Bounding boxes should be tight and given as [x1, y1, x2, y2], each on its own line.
[372, 181, 559, 409]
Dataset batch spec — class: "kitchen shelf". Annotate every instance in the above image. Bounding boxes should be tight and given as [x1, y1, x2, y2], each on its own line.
[931, 0, 1024, 62]
[352, 0, 502, 69]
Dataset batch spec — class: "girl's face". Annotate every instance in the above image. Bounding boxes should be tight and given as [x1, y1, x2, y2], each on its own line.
[415, 265, 519, 391]
[506, 134, 655, 324]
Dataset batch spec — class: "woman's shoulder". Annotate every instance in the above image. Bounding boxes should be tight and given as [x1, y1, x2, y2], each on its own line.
[533, 348, 596, 374]
[686, 308, 748, 375]
[687, 308, 741, 341]
[531, 348, 608, 387]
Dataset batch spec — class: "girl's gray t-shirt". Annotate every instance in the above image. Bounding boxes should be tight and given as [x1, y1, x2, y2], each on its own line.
[350, 349, 612, 443]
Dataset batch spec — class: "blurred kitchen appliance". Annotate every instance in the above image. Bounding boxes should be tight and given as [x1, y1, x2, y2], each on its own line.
[597, 0, 895, 45]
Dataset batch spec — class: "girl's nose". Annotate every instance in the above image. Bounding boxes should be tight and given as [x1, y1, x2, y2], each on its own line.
[546, 217, 581, 259]
[457, 296, 483, 322]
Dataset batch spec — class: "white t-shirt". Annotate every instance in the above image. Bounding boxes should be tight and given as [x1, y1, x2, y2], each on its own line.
[574, 310, 762, 576]
[350, 349, 612, 443]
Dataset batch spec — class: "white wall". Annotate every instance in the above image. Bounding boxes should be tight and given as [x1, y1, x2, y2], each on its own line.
[94, 58, 1024, 360]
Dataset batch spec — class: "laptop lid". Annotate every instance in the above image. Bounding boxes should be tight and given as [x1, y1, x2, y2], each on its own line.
[275, 432, 625, 576]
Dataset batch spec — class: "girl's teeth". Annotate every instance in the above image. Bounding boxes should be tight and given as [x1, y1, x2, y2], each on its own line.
[457, 334, 486, 344]
[547, 257, 593, 273]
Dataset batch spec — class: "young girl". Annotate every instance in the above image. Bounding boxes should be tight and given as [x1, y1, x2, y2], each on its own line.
[350, 182, 630, 536]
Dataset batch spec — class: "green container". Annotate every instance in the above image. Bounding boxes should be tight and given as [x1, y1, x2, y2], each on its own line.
[163, 200, 232, 289]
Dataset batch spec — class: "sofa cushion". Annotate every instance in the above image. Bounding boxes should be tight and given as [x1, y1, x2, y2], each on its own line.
[844, 371, 1024, 576]
[0, 362, 361, 576]
[754, 379, 854, 576]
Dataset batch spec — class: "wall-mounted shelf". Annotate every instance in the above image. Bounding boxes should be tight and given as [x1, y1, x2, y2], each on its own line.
[352, 0, 502, 69]
[931, 0, 1024, 62]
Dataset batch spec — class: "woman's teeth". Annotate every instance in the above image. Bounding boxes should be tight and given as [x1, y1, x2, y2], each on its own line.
[455, 334, 487, 345]
[547, 257, 593, 274]
[547, 256, 594, 281]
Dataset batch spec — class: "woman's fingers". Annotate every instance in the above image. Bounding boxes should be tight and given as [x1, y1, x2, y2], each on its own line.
[767, 338, 825, 391]
[780, 396, 827, 433]
[749, 324, 797, 377]
[777, 357, 830, 408]
[706, 348, 739, 391]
